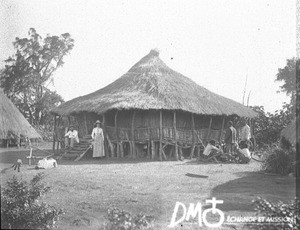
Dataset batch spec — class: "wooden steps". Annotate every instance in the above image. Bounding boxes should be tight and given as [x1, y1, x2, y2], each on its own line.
[62, 136, 92, 160]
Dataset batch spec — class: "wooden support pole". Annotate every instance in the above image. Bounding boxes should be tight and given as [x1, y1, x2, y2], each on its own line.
[190, 113, 196, 159]
[131, 110, 136, 158]
[173, 111, 178, 160]
[179, 146, 183, 160]
[83, 113, 88, 136]
[115, 110, 120, 158]
[206, 116, 213, 142]
[120, 142, 124, 158]
[106, 135, 114, 157]
[147, 127, 151, 158]
[151, 140, 155, 159]
[102, 114, 108, 157]
[219, 116, 225, 144]
[159, 110, 163, 161]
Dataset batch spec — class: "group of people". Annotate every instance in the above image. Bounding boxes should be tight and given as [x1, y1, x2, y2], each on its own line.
[64, 120, 105, 158]
[202, 120, 252, 164]
[64, 118, 251, 162]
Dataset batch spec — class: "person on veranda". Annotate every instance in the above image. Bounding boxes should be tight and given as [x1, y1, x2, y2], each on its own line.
[202, 139, 223, 159]
[91, 120, 105, 158]
[64, 125, 79, 149]
[239, 120, 251, 143]
[224, 121, 237, 154]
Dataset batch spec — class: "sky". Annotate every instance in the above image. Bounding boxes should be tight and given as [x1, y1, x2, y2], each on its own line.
[0, 0, 296, 113]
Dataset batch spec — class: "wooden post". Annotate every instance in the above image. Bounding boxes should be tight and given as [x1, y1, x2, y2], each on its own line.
[131, 110, 136, 158]
[173, 111, 178, 160]
[147, 127, 151, 158]
[206, 117, 213, 142]
[115, 110, 120, 158]
[120, 142, 124, 158]
[83, 113, 88, 136]
[219, 116, 225, 144]
[102, 114, 108, 157]
[159, 110, 163, 161]
[52, 115, 57, 151]
[190, 113, 195, 159]
[179, 146, 183, 160]
[151, 140, 155, 159]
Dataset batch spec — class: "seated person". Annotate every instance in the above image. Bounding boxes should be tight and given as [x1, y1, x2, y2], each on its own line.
[236, 141, 251, 164]
[203, 140, 223, 159]
[64, 125, 79, 149]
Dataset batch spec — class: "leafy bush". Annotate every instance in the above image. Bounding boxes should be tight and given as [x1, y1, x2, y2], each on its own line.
[103, 207, 155, 230]
[248, 197, 300, 229]
[262, 147, 295, 175]
[1, 173, 63, 229]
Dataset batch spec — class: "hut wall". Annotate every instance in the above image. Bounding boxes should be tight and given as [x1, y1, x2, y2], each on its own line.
[101, 109, 232, 146]
[117, 110, 133, 128]
[73, 112, 102, 137]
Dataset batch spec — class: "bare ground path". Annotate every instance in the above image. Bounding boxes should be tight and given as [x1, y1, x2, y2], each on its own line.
[0, 148, 296, 230]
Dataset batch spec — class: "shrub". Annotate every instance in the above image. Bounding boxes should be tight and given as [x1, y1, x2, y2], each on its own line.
[1, 173, 63, 229]
[262, 147, 295, 175]
[103, 207, 155, 230]
[248, 197, 300, 229]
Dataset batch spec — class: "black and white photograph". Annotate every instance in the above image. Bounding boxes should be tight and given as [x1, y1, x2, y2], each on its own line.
[0, 0, 299, 229]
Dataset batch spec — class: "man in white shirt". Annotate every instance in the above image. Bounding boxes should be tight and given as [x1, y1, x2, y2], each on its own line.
[64, 125, 79, 149]
[240, 120, 251, 142]
[203, 140, 223, 159]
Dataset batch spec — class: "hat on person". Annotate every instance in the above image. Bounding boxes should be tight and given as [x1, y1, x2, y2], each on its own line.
[95, 120, 102, 125]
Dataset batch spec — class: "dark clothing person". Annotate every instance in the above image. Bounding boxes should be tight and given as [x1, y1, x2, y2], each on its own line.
[224, 122, 237, 154]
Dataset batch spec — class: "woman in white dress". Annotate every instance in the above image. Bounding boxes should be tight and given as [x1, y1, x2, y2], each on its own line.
[91, 120, 105, 158]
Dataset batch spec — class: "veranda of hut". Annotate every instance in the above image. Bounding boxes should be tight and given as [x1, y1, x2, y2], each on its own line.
[53, 108, 251, 160]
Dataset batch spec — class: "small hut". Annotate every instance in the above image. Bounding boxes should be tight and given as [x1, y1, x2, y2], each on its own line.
[51, 49, 257, 160]
[0, 90, 41, 142]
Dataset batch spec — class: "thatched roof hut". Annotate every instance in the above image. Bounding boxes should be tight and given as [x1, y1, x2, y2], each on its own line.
[52, 49, 256, 160]
[53, 49, 256, 117]
[0, 90, 41, 139]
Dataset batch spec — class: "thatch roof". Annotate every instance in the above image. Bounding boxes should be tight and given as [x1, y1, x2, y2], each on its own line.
[0, 90, 41, 139]
[281, 119, 296, 145]
[52, 49, 257, 118]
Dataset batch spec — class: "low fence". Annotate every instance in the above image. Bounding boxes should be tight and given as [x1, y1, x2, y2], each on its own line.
[106, 126, 225, 145]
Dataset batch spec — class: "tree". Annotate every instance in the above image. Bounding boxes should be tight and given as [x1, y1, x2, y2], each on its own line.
[251, 105, 293, 146]
[0, 28, 74, 125]
[275, 58, 299, 118]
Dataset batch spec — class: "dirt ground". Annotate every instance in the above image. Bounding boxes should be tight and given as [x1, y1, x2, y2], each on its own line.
[0, 147, 296, 230]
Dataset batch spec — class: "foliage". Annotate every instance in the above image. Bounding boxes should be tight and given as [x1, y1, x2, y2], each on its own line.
[275, 58, 298, 103]
[1, 173, 63, 229]
[250, 106, 293, 146]
[262, 147, 295, 175]
[103, 207, 155, 230]
[0, 28, 74, 125]
[248, 197, 300, 229]
[33, 124, 54, 141]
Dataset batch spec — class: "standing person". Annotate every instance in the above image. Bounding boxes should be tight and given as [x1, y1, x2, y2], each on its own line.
[91, 120, 105, 158]
[240, 120, 251, 142]
[64, 125, 79, 149]
[224, 121, 237, 154]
